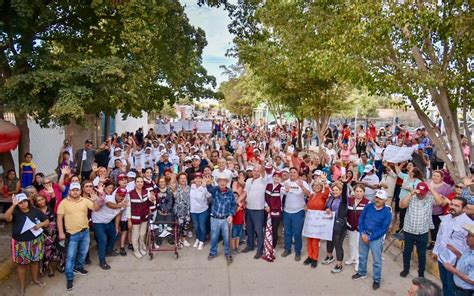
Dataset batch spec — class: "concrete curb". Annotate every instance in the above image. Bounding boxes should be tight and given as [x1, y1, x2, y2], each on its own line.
[0, 259, 14, 282]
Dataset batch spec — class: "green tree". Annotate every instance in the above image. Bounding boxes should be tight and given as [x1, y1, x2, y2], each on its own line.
[0, 1, 216, 165]
[250, 1, 472, 180]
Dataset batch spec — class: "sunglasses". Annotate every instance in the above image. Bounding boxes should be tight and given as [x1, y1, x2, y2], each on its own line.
[455, 185, 464, 189]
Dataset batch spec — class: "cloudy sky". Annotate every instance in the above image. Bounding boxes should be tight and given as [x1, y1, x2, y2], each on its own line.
[180, 0, 237, 87]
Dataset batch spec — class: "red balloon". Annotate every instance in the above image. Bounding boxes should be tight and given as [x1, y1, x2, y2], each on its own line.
[0, 119, 20, 152]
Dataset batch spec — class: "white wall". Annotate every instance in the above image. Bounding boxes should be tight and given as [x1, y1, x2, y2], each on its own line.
[115, 111, 148, 134]
[11, 120, 65, 177]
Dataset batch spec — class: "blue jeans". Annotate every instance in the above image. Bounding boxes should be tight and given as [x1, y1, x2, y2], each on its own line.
[92, 221, 118, 264]
[245, 209, 264, 254]
[438, 261, 456, 296]
[65, 229, 90, 281]
[283, 210, 305, 256]
[209, 217, 230, 257]
[358, 236, 384, 283]
[191, 209, 209, 242]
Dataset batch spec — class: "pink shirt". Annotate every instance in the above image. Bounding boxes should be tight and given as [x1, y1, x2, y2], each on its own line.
[39, 183, 63, 214]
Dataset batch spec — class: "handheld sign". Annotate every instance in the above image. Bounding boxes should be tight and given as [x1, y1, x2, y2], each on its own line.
[302, 210, 335, 241]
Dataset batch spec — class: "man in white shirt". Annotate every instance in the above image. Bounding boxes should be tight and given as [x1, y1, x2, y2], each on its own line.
[281, 167, 312, 261]
[432, 197, 473, 296]
[360, 164, 380, 201]
[212, 157, 236, 184]
[242, 165, 267, 259]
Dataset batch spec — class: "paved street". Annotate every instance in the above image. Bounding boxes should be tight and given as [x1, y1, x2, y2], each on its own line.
[0, 238, 440, 296]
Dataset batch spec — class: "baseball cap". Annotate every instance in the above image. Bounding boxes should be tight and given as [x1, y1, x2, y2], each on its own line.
[192, 155, 200, 161]
[126, 171, 136, 178]
[116, 187, 127, 196]
[85, 139, 93, 144]
[194, 172, 203, 178]
[16, 193, 28, 203]
[184, 156, 192, 162]
[375, 190, 388, 200]
[117, 174, 127, 181]
[70, 183, 81, 191]
[273, 171, 282, 177]
[145, 146, 152, 151]
[282, 167, 290, 173]
[416, 182, 430, 195]
[364, 164, 374, 173]
[115, 147, 122, 152]
[313, 170, 323, 176]
[246, 165, 253, 171]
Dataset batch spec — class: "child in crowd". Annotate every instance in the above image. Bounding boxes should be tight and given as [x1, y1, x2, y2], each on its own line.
[231, 192, 245, 253]
[20, 152, 37, 188]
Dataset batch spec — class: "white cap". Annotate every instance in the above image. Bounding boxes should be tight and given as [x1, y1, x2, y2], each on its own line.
[192, 155, 200, 161]
[126, 171, 136, 178]
[115, 147, 122, 152]
[364, 164, 374, 173]
[313, 170, 323, 176]
[184, 156, 192, 162]
[70, 183, 81, 191]
[145, 146, 152, 150]
[16, 193, 28, 202]
[282, 167, 290, 173]
[246, 165, 254, 171]
[375, 190, 388, 200]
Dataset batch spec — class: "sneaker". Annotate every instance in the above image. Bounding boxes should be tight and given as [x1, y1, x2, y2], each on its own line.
[241, 247, 254, 253]
[134, 250, 143, 259]
[66, 280, 74, 291]
[99, 262, 111, 270]
[227, 256, 233, 264]
[197, 241, 204, 251]
[345, 259, 357, 265]
[281, 250, 291, 257]
[322, 256, 335, 265]
[418, 272, 425, 278]
[310, 260, 318, 269]
[207, 254, 216, 261]
[182, 239, 191, 247]
[119, 248, 127, 256]
[73, 267, 88, 275]
[254, 253, 261, 260]
[294, 255, 301, 262]
[426, 243, 434, 251]
[128, 244, 134, 250]
[140, 246, 147, 255]
[400, 270, 409, 278]
[193, 240, 200, 248]
[303, 257, 313, 265]
[352, 273, 368, 280]
[153, 243, 160, 249]
[331, 265, 343, 274]
[372, 282, 380, 290]
[85, 257, 92, 265]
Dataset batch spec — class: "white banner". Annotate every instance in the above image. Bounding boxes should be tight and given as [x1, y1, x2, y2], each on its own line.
[155, 123, 171, 135]
[172, 121, 183, 132]
[196, 121, 212, 134]
[302, 210, 335, 241]
[383, 144, 417, 163]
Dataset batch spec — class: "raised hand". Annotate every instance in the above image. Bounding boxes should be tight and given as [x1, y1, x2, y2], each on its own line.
[11, 194, 19, 206]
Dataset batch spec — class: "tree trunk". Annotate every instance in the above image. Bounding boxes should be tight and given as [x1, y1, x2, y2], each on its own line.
[297, 118, 303, 150]
[15, 112, 30, 170]
[104, 112, 111, 143]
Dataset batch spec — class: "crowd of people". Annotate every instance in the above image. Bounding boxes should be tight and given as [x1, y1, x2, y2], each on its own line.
[1, 119, 473, 295]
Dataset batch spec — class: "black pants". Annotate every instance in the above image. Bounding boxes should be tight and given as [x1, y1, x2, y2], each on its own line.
[431, 161, 445, 170]
[326, 226, 347, 261]
[430, 215, 442, 243]
[455, 286, 474, 296]
[403, 232, 429, 276]
[81, 170, 92, 181]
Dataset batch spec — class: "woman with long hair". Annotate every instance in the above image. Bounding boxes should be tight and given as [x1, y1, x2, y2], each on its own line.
[395, 163, 424, 232]
[427, 170, 452, 250]
[322, 178, 348, 274]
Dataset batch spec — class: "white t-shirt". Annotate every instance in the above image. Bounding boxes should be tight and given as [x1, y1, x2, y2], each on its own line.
[190, 184, 210, 214]
[245, 177, 267, 210]
[361, 173, 380, 201]
[91, 195, 122, 224]
[283, 180, 312, 213]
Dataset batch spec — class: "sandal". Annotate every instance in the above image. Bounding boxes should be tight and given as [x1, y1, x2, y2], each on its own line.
[48, 272, 55, 277]
[30, 280, 47, 287]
